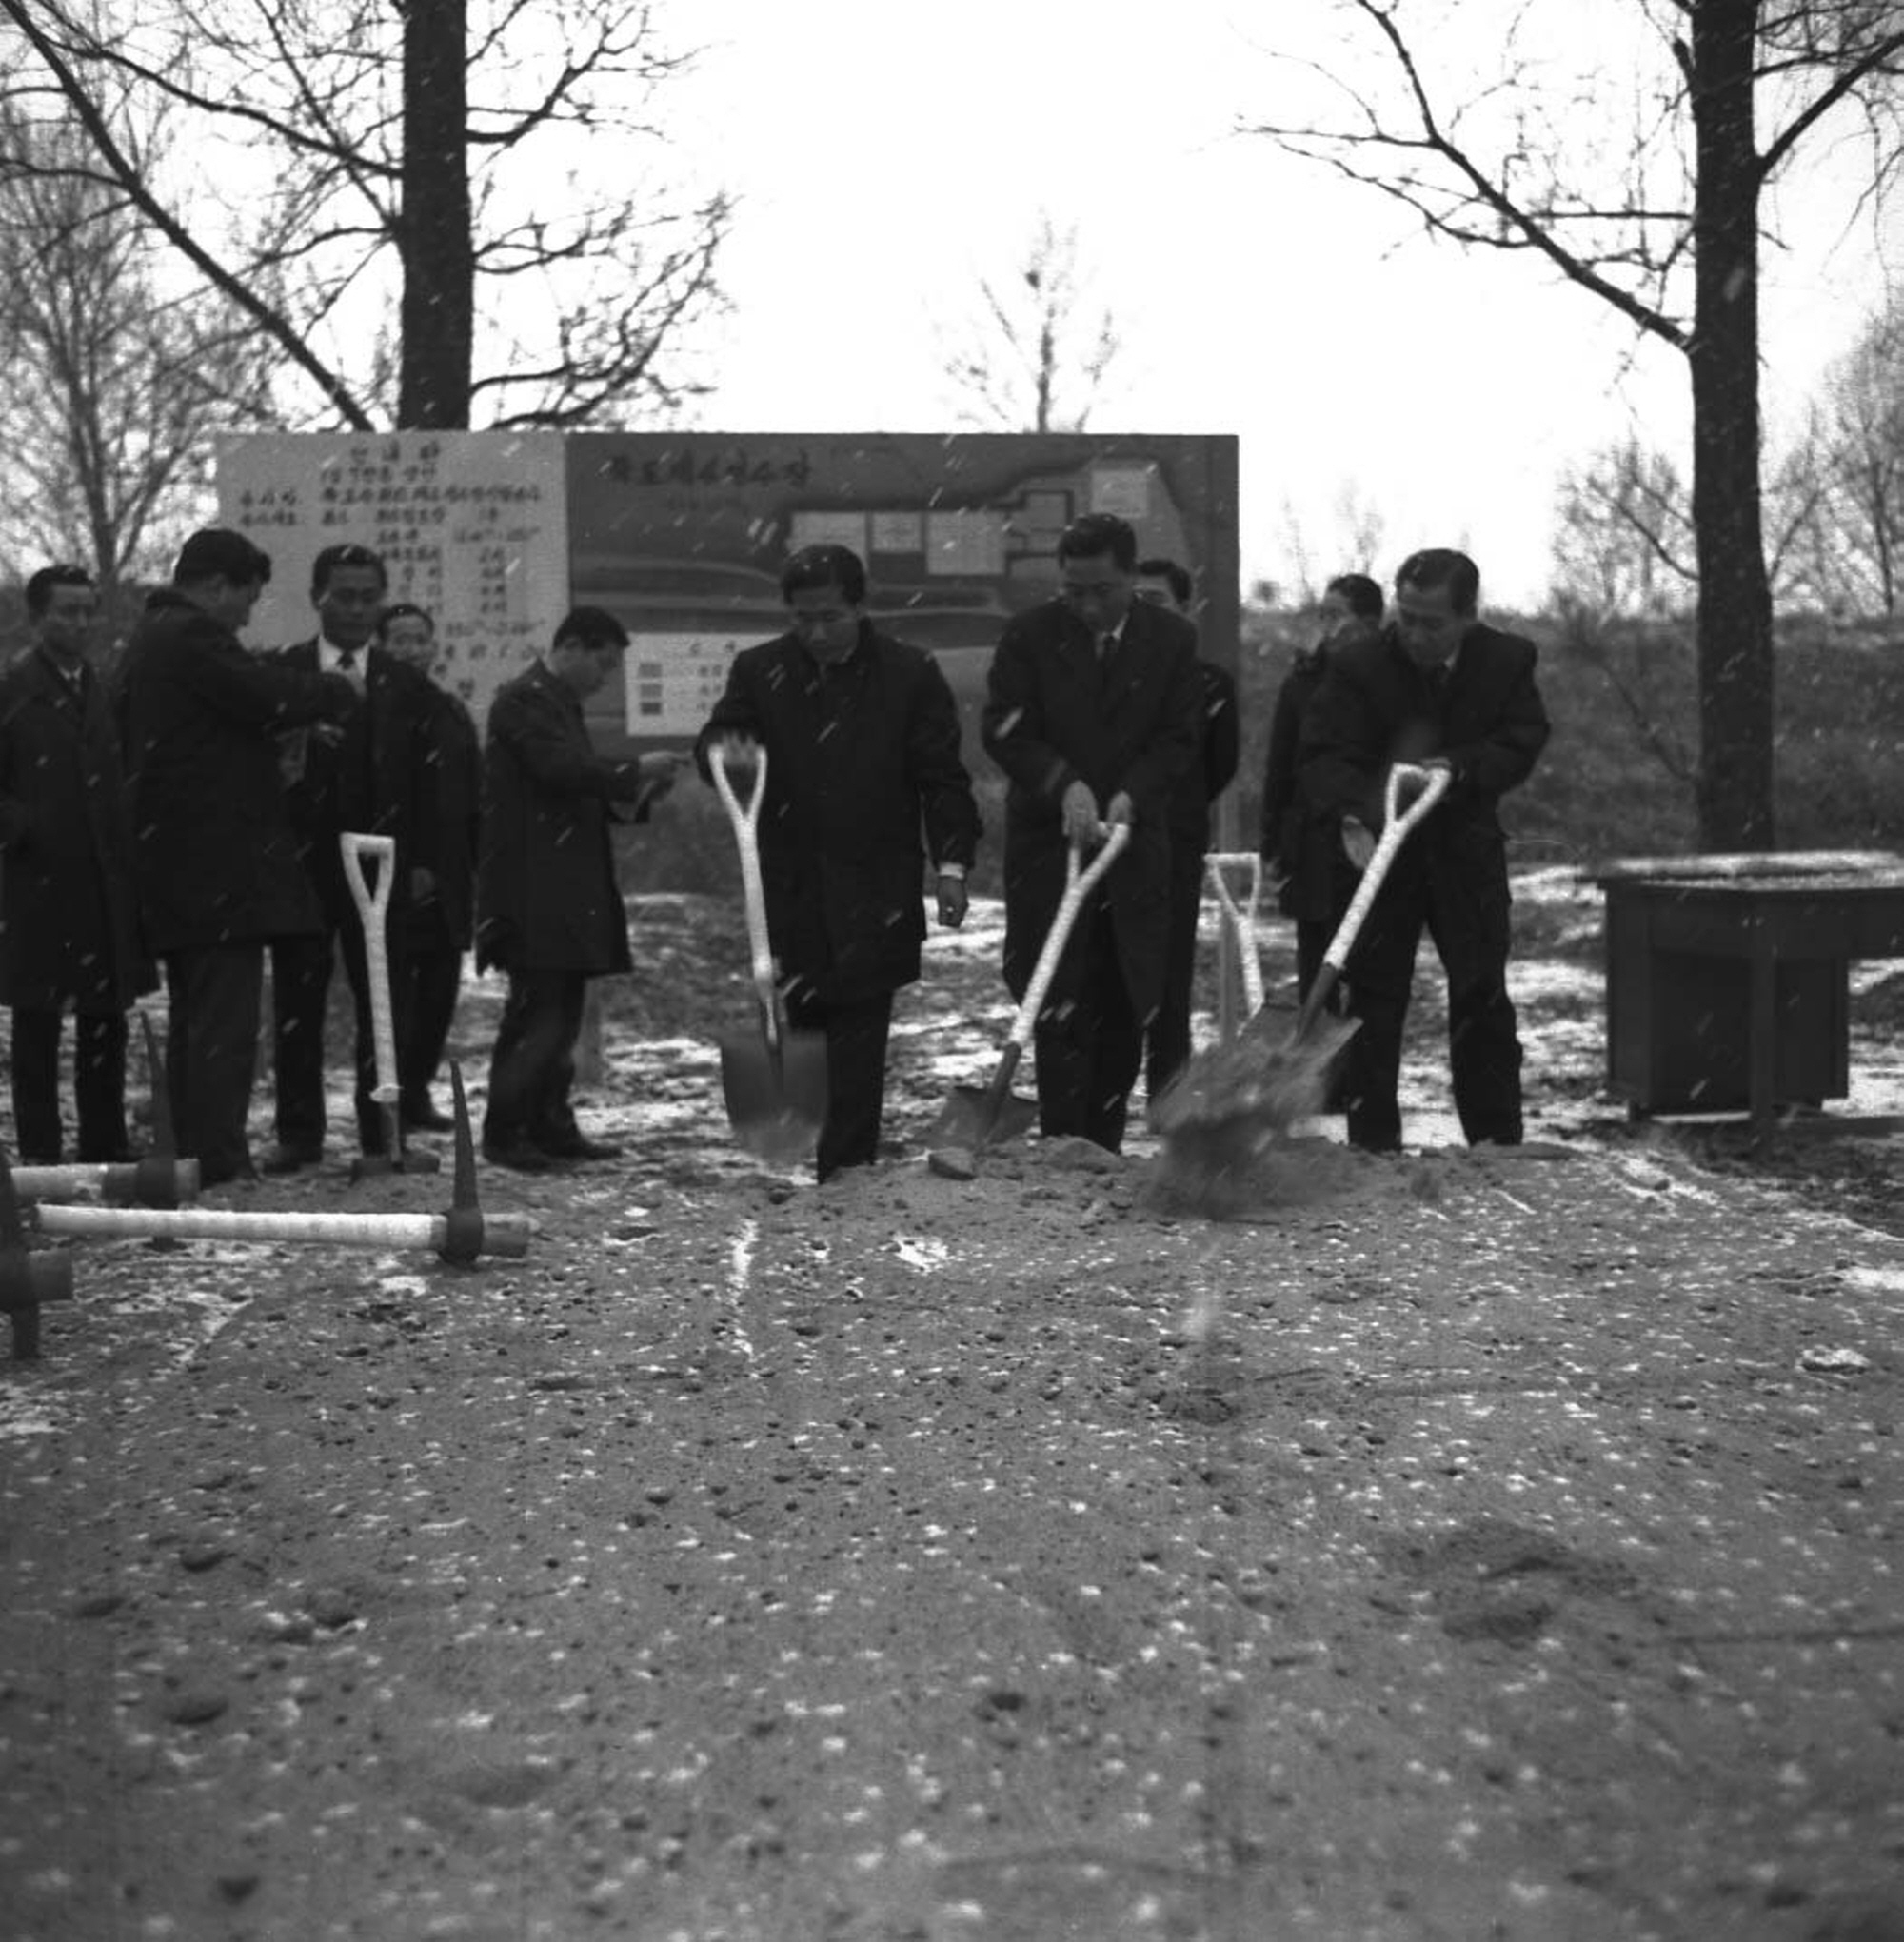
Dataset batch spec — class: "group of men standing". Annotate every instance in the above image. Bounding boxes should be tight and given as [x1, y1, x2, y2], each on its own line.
[0, 508, 1549, 1187]
[0, 534, 485, 1185]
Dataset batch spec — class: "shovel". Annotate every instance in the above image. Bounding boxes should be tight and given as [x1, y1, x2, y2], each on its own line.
[708, 741, 829, 1166]
[928, 820, 1132, 1163]
[1153, 762, 1451, 1182]
[341, 831, 440, 1179]
[1204, 851, 1267, 1024]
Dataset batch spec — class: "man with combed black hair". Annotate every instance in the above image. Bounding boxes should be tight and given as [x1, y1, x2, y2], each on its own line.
[1262, 570, 1386, 1006]
[118, 529, 359, 1185]
[1131, 554, 1238, 1100]
[264, 542, 439, 1171]
[477, 605, 681, 1171]
[0, 565, 144, 1163]
[982, 512, 1203, 1152]
[696, 544, 981, 1182]
[1298, 547, 1550, 1152]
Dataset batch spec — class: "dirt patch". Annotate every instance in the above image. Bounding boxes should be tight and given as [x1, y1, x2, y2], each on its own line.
[4, 874, 1903, 1939]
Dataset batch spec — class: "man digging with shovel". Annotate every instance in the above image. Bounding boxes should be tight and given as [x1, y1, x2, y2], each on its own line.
[696, 545, 980, 1184]
[978, 514, 1203, 1156]
[1299, 547, 1552, 1153]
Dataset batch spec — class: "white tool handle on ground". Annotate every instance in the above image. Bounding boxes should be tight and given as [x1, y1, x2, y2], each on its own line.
[1005, 821, 1133, 1052]
[32, 1202, 531, 1258]
[707, 742, 782, 1051]
[340, 831, 399, 1106]
[1322, 763, 1452, 976]
[1204, 851, 1266, 1017]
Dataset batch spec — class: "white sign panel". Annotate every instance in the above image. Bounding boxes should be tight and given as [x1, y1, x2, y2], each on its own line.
[217, 430, 570, 719]
[625, 631, 760, 738]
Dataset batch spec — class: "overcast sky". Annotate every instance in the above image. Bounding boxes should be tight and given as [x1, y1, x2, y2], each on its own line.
[648, 0, 1898, 610]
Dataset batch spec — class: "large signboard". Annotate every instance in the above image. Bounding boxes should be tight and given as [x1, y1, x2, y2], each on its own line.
[217, 430, 570, 706]
[218, 430, 1239, 762]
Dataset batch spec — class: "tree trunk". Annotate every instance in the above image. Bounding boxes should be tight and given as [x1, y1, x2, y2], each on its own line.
[1687, 0, 1775, 849]
[399, 0, 474, 429]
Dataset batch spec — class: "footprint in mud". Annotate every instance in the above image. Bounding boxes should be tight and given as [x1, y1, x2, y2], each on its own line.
[1383, 1516, 1646, 1648]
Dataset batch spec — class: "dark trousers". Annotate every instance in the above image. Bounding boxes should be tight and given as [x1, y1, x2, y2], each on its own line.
[9, 1007, 129, 1163]
[785, 985, 893, 1182]
[1295, 916, 1357, 1113]
[1341, 866, 1524, 1152]
[399, 943, 463, 1107]
[271, 911, 400, 1156]
[1032, 903, 1143, 1152]
[1145, 846, 1201, 1100]
[485, 968, 587, 1145]
[1295, 918, 1333, 1003]
[163, 946, 263, 1185]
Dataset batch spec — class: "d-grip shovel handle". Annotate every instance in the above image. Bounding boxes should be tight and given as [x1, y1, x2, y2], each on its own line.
[1005, 821, 1133, 1054]
[708, 742, 783, 1051]
[1297, 763, 1451, 1037]
[1204, 851, 1266, 1018]
[340, 832, 399, 1105]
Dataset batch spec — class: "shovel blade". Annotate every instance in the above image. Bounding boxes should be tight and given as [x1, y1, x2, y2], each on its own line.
[719, 1028, 829, 1166]
[927, 1081, 1039, 1154]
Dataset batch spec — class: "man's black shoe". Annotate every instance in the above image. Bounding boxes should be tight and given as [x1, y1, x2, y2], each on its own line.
[404, 1095, 456, 1132]
[261, 1143, 322, 1175]
[481, 1137, 555, 1174]
[535, 1133, 622, 1162]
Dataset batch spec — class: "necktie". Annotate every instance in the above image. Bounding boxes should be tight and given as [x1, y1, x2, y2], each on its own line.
[336, 647, 361, 687]
[1100, 632, 1116, 666]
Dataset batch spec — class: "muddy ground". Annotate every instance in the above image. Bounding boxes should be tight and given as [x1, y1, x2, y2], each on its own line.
[3, 872, 1902, 1942]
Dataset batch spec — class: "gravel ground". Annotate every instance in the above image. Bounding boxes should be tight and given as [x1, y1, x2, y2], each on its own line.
[4, 872, 1902, 1942]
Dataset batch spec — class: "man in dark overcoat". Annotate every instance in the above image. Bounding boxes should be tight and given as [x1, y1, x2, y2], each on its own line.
[265, 542, 440, 1168]
[695, 544, 981, 1182]
[1132, 555, 1239, 1102]
[118, 529, 358, 1185]
[1298, 547, 1551, 1152]
[476, 606, 680, 1171]
[0, 565, 144, 1162]
[1260, 571, 1385, 1002]
[377, 603, 482, 1132]
[981, 513, 1203, 1152]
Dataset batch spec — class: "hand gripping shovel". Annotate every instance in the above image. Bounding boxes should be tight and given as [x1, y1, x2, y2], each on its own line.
[708, 743, 829, 1166]
[928, 820, 1132, 1167]
[1153, 763, 1450, 1183]
[341, 832, 440, 1179]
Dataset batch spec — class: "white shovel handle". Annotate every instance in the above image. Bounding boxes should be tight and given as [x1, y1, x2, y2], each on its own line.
[1007, 821, 1132, 1051]
[1204, 851, 1266, 1017]
[1321, 763, 1451, 976]
[708, 742, 781, 1048]
[340, 831, 399, 1105]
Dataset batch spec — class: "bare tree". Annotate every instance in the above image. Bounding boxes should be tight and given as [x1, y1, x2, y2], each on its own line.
[1799, 294, 1904, 616]
[1275, 485, 1388, 605]
[0, 92, 277, 634]
[0, 0, 731, 432]
[1248, 0, 1904, 847]
[942, 214, 1121, 433]
[1551, 438, 1697, 621]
